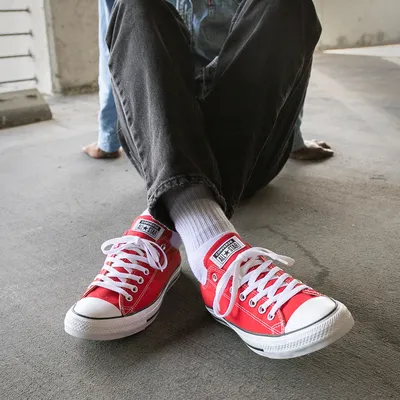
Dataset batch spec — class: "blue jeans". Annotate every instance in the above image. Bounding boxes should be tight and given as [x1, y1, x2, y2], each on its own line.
[98, 0, 119, 153]
[292, 107, 305, 151]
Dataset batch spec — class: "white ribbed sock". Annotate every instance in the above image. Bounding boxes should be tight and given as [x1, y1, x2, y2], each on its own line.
[164, 185, 236, 283]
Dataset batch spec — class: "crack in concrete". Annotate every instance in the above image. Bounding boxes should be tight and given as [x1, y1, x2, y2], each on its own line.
[260, 224, 331, 287]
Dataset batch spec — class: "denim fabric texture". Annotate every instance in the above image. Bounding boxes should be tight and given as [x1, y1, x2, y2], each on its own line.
[107, 0, 321, 227]
[98, 0, 120, 152]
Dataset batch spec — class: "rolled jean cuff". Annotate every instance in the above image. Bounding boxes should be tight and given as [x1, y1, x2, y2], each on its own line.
[148, 174, 230, 230]
[291, 130, 305, 152]
[97, 141, 120, 153]
[97, 132, 120, 153]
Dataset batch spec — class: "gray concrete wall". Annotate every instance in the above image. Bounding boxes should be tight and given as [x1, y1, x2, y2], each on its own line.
[45, 0, 98, 93]
[315, 0, 400, 49]
[0, 0, 95, 94]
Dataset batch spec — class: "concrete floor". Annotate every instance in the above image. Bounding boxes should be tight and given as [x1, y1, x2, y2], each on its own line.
[1, 53, 399, 400]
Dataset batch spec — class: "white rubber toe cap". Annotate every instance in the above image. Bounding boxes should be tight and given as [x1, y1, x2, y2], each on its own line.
[285, 296, 336, 333]
[74, 297, 121, 318]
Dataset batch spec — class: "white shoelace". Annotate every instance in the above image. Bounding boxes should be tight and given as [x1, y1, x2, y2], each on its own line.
[213, 248, 309, 320]
[90, 236, 167, 301]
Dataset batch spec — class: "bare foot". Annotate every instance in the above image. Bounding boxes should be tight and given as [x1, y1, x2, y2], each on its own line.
[82, 142, 122, 159]
[290, 139, 334, 161]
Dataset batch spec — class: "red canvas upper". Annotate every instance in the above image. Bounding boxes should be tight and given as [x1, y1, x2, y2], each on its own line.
[82, 215, 181, 316]
[200, 233, 321, 335]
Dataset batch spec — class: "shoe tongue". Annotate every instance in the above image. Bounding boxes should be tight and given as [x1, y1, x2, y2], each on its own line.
[206, 233, 250, 271]
[126, 216, 166, 242]
[206, 233, 293, 278]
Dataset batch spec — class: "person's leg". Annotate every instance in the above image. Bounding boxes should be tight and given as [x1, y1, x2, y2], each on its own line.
[164, 0, 319, 274]
[290, 105, 334, 160]
[165, 0, 353, 358]
[291, 108, 306, 151]
[67, 0, 353, 357]
[107, 0, 226, 227]
[107, 0, 323, 220]
[200, 0, 321, 204]
[83, 0, 121, 159]
[65, 0, 225, 340]
[98, 0, 120, 153]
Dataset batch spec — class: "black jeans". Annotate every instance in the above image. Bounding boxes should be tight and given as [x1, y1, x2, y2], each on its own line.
[107, 0, 322, 228]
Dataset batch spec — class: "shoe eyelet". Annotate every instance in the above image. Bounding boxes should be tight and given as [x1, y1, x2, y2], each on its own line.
[249, 299, 257, 308]
[229, 287, 232, 294]
[239, 293, 246, 301]
[143, 269, 150, 276]
[267, 313, 275, 321]
[258, 306, 266, 314]
[126, 295, 133, 302]
[132, 286, 138, 293]
[138, 277, 144, 284]
[212, 273, 218, 282]
[161, 244, 167, 250]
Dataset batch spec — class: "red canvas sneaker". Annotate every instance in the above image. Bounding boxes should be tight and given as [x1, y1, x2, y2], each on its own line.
[64, 215, 181, 340]
[201, 233, 354, 359]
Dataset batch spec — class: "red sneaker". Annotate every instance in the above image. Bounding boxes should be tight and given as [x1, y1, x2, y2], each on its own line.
[201, 233, 354, 359]
[64, 215, 181, 340]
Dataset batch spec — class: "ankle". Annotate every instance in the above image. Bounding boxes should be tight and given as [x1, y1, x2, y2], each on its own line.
[163, 184, 237, 280]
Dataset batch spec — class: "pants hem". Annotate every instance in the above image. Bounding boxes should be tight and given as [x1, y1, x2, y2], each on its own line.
[147, 174, 231, 230]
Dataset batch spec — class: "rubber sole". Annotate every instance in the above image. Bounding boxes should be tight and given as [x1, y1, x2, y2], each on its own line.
[206, 300, 354, 359]
[64, 267, 181, 340]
